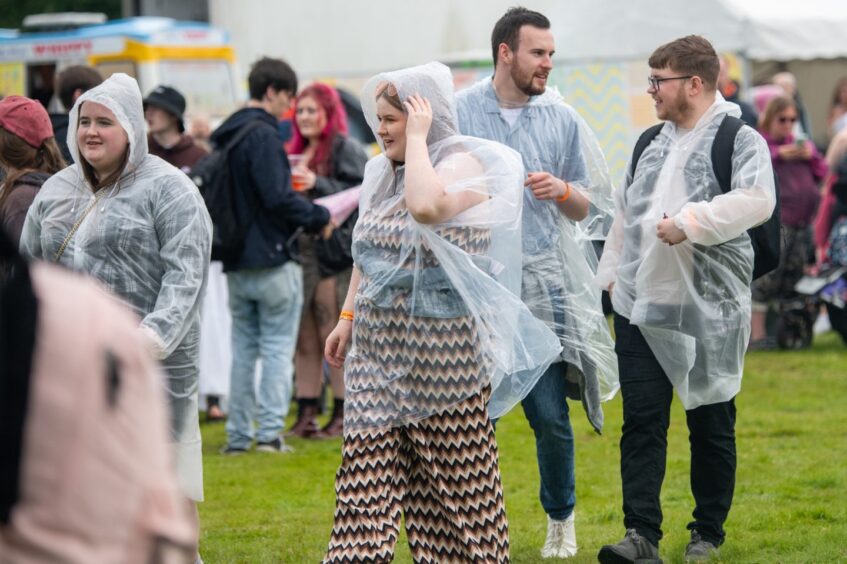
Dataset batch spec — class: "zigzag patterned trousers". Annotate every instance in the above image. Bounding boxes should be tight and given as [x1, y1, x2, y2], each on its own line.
[323, 391, 509, 563]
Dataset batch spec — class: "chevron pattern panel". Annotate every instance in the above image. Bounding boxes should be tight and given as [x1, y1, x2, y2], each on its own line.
[551, 64, 631, 186]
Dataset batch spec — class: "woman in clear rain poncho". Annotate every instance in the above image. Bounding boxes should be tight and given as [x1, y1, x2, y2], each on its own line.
[20, 74, 212, 507]
[322, 62, 560, 563]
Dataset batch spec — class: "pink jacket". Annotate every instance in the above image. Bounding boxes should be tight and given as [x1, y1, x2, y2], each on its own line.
[0, 264, 195, 563]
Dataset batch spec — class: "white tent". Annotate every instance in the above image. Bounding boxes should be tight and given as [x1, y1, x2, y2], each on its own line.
[211, 0, 847, 76]
[730, 0, 847, 61]
[546, 0, 847, 63]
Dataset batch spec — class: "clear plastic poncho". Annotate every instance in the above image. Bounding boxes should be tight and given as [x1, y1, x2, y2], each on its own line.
[345, 61, 561, 430]
[595, 96, 776, 409]
[20, 73, 212, 500]
[456, 78, 619, 432]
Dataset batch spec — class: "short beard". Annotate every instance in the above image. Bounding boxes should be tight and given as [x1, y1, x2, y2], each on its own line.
[511, 65, 546, 96]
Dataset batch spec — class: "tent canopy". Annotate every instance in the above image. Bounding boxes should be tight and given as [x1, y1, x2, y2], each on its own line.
[547, 0, 847, 63]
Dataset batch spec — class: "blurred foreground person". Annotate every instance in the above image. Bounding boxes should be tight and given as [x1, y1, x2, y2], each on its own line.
[0, 231, 196, 563]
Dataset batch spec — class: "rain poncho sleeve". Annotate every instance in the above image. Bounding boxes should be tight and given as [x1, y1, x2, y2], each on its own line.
[456, 78, 618, 433]
[344, 62, 560, 430]
[19, 73, 211, 501]
[595, 95, 776, 410]
[138, 174, 213, 359]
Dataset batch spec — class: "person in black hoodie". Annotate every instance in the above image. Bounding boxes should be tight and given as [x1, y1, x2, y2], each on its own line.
[49, 65, 102, 163]
[215, 57, 333, 455]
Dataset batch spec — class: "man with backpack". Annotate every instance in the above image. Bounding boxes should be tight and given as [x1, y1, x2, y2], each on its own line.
[212, 57, 332, 455]
[595, 36, 776, 563]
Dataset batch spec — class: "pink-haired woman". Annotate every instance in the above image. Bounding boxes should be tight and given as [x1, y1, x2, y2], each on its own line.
[287, 83, 367, 438]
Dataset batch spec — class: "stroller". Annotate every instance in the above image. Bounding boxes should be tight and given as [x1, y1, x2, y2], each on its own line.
[794, 199, 847, 345]
[793, 265, 846, 346]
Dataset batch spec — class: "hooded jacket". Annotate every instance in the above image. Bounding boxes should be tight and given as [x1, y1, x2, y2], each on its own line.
[210, 107, 330, 272]
[596, 95, 776, 409]
[19, 73, 211, 501]
[147, 133, 208, 174]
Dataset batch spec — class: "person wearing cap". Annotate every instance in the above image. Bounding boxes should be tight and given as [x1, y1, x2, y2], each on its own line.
[144, 85, 208, 174]
[0, 96, 66, 269]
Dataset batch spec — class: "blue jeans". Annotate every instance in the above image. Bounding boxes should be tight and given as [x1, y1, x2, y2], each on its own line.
[225, 262, 303, 448]
[520, 361, 576, 520]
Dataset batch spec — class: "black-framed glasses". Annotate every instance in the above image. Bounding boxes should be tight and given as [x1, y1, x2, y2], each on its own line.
[648, 75, 693, 90]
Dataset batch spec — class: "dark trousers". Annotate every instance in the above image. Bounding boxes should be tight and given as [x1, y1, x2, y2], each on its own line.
[614, 313, 737, 548]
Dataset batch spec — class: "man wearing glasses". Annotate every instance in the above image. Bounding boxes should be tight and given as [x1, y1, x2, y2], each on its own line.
[595, 36, 776, 563]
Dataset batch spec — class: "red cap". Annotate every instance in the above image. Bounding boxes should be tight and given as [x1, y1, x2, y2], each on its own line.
[0, 96, 54, 148]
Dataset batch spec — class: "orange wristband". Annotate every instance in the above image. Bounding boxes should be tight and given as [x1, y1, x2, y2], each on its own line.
[339, 310, 354, 321]
[556, 182, 573, 203]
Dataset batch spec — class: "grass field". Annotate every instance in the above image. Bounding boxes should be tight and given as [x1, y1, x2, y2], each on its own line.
[197, 331, 847, 563]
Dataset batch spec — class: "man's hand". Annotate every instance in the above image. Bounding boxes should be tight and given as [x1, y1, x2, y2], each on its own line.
[656, 217, 687, 245]
[404, 94, 433, 140]
[525, 172, 567, 201]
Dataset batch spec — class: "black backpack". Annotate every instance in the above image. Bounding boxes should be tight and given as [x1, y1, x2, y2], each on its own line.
[191, 120, 270, 263]
[631, 116, 781, 280]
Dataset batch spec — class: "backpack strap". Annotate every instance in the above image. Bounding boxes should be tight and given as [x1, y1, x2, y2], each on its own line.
[630, 123, 665, 179]
[710, 115, 744, 194]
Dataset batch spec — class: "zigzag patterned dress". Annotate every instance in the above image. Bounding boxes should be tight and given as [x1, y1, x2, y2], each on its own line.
[324, 192, 510, 563]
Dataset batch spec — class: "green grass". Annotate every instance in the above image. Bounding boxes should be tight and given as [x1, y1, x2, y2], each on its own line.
[198, 331, 847, 563]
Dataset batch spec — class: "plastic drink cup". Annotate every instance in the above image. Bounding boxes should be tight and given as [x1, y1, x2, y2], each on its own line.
[288, 154, 306, 191]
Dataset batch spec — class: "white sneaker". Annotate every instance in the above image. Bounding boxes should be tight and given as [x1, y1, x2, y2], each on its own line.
[541, 512, 578, 559]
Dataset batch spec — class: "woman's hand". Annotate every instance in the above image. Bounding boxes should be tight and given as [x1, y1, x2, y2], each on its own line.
[404, 94, 433, 141]
[325, 319, 353, 368]
[292, 165, 316, 190]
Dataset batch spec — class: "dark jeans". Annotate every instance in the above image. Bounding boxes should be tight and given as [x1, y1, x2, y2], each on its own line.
[614, 313, 737, 548]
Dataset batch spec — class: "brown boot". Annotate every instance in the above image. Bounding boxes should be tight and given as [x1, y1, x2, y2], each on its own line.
[315, 399, 344, 438]
[285, 400, 319, 438]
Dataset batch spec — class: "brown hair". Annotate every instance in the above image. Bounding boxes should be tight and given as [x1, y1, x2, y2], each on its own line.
[77, 101, 130, 191]
[490, 7, 551, 67]
[375, 82, 404, 112]
[0, 127, 66, 209]
[648, 35, 720, 92]
[56, 65, 103, 111]
[759, 95, 796, 134]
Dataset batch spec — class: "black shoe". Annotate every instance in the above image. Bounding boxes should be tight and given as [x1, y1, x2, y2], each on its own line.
[256, 436, 294, 453]
[219, 444, 248, 456]
[684, 530, 719, 562]
[598, 529, 663, 564]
